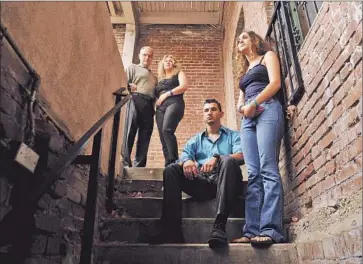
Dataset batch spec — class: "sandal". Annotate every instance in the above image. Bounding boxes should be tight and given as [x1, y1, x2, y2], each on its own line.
[231, 236, 252, 243]
[250, 235, 274, 245]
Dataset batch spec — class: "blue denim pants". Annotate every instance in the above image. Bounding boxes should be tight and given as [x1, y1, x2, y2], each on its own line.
[240, 98, 285, 242]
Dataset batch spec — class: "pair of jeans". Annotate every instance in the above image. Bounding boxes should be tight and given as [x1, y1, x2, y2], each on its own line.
[240, 98, 285, 242]
[161, 156, 243, 228]
[121, 93, 154, 167]
[155, 97, 185, 167]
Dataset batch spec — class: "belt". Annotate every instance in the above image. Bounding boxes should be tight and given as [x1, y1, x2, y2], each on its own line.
[133, 92, 154, 101]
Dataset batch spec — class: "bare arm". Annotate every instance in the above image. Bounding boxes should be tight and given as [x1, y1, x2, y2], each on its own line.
[171, 71, 188, 95]
[230, 153, 244, 161]
[237, 90, 245, 114]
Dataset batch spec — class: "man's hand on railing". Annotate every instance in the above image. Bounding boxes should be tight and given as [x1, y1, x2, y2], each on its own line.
[129, 83, 137, 92]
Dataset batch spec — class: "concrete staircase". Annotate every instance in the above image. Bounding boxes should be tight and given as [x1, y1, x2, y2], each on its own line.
[94, 168, 298, 264]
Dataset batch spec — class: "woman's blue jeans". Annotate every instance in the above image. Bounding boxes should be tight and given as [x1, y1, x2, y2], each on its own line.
[240, 98, 285, 242]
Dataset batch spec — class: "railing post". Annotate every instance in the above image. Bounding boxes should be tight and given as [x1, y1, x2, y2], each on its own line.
[80, 129, 103, 264]
[106, 88, 126, 213]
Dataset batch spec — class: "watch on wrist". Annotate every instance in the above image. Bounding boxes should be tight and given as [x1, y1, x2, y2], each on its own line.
[212, 153, 221, 161]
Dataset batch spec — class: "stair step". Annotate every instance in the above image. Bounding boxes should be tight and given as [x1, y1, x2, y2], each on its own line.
[122, 167, 248, 182]
[115, 179, 247, 198]
[99, 218, 245, 243]
[94, 243, 298, 264]
[114, 197, 245, 218]
[115, 179, 164, 197]
[122, 168, 165, 180]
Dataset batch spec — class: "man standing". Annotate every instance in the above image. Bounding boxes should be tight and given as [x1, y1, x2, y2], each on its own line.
[151, 99, 243, 248]
[122, 46, 157, 167]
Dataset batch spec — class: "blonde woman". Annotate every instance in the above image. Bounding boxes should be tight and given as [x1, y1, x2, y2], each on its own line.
[155, 55, 188, 167]
[232, 31, 285, 245]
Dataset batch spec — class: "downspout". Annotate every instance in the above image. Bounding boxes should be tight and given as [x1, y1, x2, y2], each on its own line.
[0, 22, 41, 147]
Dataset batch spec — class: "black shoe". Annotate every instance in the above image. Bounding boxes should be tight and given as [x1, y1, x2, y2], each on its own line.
[148, 229, 185, 244]
[208, 228, 228, 248]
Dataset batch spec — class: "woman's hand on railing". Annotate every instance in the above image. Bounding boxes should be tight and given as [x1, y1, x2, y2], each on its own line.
[286, 105, 297, 120]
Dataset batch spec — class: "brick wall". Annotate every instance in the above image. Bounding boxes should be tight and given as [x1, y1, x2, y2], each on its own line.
[133, 24, 225, 168]
[113, 24, 126, 59]
[280, 2, 362, 263]
[241, 2, 271, 37]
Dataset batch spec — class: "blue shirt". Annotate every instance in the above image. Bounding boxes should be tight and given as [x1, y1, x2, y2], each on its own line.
[179, 126, 242, 166]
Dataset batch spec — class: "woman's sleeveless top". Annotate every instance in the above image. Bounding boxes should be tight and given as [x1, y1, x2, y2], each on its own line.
[155, 73, 183, 100]
[239, 56, 270, 102]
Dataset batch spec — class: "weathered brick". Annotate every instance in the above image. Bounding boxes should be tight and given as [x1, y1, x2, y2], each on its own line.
[50, 180, 67, 199]
[342, 85, 362, 111]
[325, 160, 337, 175]
[348, 136, 363, 161]
[340, 174, 362, 196]
[46, 236, 62, 255]
[30, 235, 47, 254]
[0, 112, 23, 141]
[297, 241, 308, 261]
[330, 75, 343, 94]
[313, 152, 327, 171]
[320, 130, 334, 150]
[312, 240, 325, 259]
[350, 46, 362, 67]
[340, 62, 354, 81]
[343, 228, 362, 257]
[66, 186, 81, 204]
[339, 19, 359, 47]
[35, 215, 62, 233]
[336, 163, 359, 184]
[322, 237, 337, 259]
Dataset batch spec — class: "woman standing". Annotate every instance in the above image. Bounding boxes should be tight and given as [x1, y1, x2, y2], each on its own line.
[155, 55, 188, 167]
[232, 31, 285, 245]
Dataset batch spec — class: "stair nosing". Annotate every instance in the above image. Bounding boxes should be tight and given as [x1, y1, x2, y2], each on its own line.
[95, 242, 295, 247]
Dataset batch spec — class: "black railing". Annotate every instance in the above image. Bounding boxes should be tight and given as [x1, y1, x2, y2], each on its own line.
[35, 88, 130, 264]
[0, 80, 131, 263]
[265, 1, 306, 105]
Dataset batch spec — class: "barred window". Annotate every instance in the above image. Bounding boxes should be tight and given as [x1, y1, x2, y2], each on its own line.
[265, 1, 323, 106]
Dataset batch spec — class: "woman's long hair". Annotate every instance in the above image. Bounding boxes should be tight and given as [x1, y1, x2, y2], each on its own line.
[158, 55, 180, 80]
[235, 31, 270, 78]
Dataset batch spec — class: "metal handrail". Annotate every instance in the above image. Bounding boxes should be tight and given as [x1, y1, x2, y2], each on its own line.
[265, 1, 305, 105]
[0, 86, 131, 263]
[33, 92, 130, 202]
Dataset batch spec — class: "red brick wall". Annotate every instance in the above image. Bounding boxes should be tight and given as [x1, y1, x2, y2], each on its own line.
[113, 24, 126, 58]
[280, 2, 362, 262]
[135, 25, 225, 168]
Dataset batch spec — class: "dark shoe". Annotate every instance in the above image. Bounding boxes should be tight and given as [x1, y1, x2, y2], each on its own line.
[208, 228, 228, 248]
[148, 229, 185, 244]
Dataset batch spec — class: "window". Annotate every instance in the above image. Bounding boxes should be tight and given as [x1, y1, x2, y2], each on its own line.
[265, 1, 323, 106]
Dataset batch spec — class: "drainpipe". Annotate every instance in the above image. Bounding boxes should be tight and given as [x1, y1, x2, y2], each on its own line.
[0, 22, 41, 147]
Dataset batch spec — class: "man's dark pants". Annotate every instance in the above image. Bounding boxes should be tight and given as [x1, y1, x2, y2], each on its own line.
[122, 93, 154, 167]
[161, 156, 243, 230]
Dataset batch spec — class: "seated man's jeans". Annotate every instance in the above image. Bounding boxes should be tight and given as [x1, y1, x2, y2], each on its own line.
[240, 98, 285, 243]
[161, 156, 243, 228]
